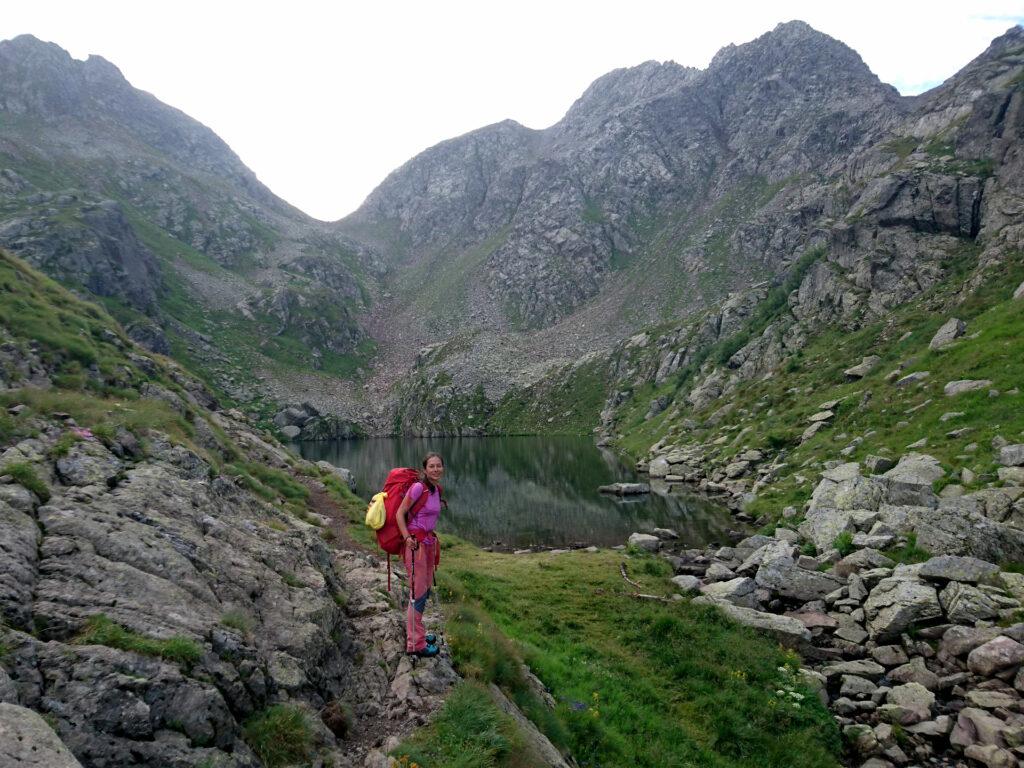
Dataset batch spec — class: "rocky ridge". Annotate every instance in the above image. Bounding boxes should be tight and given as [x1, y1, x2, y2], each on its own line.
[358, 23, 1022, 436]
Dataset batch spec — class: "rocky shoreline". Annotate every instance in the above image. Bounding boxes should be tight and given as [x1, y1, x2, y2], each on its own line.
[625, 448, 1024, 767]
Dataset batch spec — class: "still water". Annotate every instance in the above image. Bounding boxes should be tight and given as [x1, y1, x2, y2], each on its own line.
[295, 436, 734, 550]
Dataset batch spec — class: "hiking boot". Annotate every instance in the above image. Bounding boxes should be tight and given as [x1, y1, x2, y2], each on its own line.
[425, 633, 437, 645]
[409, 644, 439, 658]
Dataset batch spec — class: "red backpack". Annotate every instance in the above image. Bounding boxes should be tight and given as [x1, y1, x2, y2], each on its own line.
[377, 468, 442, 589]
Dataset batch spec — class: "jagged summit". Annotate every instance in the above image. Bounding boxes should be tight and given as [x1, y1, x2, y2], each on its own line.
[559, 60, 698, 128]
[707, 19, 899, 101]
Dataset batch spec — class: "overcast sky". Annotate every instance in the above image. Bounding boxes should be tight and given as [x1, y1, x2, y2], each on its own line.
[2, 1, 1023, 221]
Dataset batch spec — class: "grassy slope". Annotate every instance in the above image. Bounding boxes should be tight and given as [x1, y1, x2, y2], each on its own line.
[432, 541, 839, 768]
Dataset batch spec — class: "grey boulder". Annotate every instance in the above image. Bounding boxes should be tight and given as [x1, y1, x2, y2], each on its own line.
[0, 703, 83, 767]
[863, 577, 942, 639]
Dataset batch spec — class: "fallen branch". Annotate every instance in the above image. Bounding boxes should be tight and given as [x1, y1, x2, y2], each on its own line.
[629, 592, 673, 603]
[620, 563, 642, 589]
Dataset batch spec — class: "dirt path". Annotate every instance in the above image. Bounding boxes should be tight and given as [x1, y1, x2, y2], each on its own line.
[298, 476, 457, 767]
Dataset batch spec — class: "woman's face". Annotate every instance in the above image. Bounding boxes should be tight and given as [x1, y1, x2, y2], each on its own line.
[425, 456, 444, 484]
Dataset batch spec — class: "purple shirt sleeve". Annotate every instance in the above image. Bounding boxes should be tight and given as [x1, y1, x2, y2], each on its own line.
[405, 482, 424, 504]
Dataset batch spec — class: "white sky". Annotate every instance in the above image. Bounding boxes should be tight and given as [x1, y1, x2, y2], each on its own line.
[2, 1, 1023, 221]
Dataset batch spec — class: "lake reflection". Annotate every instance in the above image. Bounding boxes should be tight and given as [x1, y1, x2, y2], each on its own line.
[295, 436, 734, 549]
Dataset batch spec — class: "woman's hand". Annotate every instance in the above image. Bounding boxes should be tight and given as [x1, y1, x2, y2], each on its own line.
[406, 535, 418, 551]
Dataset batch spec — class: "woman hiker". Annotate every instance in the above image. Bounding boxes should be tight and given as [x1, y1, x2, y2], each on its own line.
[395, 452, 445, 657]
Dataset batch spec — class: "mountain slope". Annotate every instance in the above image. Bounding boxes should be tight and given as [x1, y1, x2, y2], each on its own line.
[354, 22, 1024, 434]
[0, 34, 377, 423]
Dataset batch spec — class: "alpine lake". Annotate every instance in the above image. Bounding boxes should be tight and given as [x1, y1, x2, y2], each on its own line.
[293, 436, 735, 550]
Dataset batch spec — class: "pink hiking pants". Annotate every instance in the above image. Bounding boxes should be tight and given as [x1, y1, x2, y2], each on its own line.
[403, 535, 436, 652]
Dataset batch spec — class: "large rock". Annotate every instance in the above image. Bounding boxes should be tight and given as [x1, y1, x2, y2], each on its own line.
[755, 541, 844, 602]
[487, 684, 573, 768]
[628, 533, 661, 552]
[670, 575, 700, 594]
[0, 497, 40, 629]
[939, 582, 1000, 624]
[834, 548, 895, 578]
[918, 555, 999, 584]
[928, 317, 965, 350]
[882, 453, 944, 486]
[0, 702, 83, 767]
[844, 356, 881, 380]
[316, 461, 357, 490]
[798, 508, 855, 552]
[940, 626, 1006, 657]
[999, 444, 1024, 467]
[699, 577, 760, 609]
[944, 379, 992, 396]
[950, 707, 1009, 750]
[54, 441, 123, 487]
[887, 657, 940, 691]
[692, 597, 810, 649]
[863, 577, 942, 639]
[967, 636, 1024, 677]
[647, 457, 670, 478]
[907, 497, 1024, 563]
[877, 682, 934, 726]
[963, 744, 1017, 768]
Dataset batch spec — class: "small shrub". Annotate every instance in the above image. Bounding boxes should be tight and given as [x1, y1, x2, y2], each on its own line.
[832, 531, 855, 557]
[75, 614, 202, 665]
[799, 541, 817, 557]
[320, 700, 353, 739]
[883, 533, 931, 565]
[50, 431, 82, 458]
[765, 430, 796, 450]
[2, 461, 50, 502]
[243, 705, 313, 768]
[280, 572, 304, 588]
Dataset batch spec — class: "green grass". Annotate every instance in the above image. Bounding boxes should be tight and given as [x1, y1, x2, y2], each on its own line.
[489, 357, 612, 436]
[393, 682, 532, 768]
[832, 532, 855, 557]
[242, 705, 314, 768]
[0, 461, 50, 502]
[220, 610, 253, 634]
[883, 534, 932, 565]
[0, 250, 133, 375]
[881, 137, 919, 159]
[436, 540, 840, 768]
[74, 614, 202, 665]
[0, 411, 38, 445]
[0, 389, 195, 451]
[49, 431, 83, 458]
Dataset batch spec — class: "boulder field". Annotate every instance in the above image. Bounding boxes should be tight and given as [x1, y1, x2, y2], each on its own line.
[629, 450, 1024, 767]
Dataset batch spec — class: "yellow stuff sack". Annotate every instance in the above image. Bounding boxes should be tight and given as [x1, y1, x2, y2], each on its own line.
[365, 491, 387, 530]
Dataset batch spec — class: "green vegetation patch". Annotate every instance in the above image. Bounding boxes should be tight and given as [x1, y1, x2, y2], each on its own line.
[75, 614, 202, 665]
[393, 682, 531, 768]
[436, 540, 840, 768]
[1, 462, 51, 502]
[0, 250, 132, 375]
[242, 704, 314, 768]
[490, 357, 611, 436]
